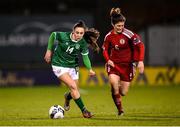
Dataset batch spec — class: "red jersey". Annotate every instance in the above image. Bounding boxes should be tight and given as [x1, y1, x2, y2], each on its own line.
[102, 28, 145, 63]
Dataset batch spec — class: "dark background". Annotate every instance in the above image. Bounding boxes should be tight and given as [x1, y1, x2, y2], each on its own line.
[0, 0, 180, 68]
[1, 0, 180, 30]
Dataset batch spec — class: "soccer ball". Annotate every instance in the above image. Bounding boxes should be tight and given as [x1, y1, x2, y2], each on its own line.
[49, 105, 65, 119]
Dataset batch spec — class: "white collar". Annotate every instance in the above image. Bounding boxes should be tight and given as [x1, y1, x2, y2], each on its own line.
[70, 33, 78, 42]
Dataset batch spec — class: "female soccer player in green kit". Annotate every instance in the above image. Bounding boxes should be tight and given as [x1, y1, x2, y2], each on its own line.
[44, 20, 100, 118]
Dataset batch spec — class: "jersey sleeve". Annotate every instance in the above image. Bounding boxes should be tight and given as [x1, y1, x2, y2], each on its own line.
[102, 35, 110, 62]
[80, 40, 89, 55]
[82, 54, 92, 70]
[47, 32, 56, 50]
[132, 34, 145, 61]
[81, 40, 91, 69]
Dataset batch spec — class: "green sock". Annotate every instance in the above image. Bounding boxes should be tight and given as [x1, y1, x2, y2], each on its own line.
[74, 97, 85, 112]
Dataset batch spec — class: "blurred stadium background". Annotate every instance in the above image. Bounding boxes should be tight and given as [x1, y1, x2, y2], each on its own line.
[0, 0, 180, 86]
[1, 0, 180, 126]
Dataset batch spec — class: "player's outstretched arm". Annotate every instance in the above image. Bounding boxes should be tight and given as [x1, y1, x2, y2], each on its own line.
[44, 50, 52, 64]
[82, 54, 96, 76]
[44, 32, 56, 63]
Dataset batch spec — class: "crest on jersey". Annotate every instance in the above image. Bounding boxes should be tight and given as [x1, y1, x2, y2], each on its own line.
[119, 39, 125, 45]
[75, 44, 80, 49]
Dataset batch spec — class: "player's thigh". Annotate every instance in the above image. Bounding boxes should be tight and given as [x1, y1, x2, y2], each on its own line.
[74, 80, 79, 89]
[109, 74, 120, 84]
[59, 73, 77, 90]
[109, 74, 120, 88]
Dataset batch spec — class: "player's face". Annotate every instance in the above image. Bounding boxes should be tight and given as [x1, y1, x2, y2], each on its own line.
[73, 27, 85, 41]
[113, 21, 125, 34]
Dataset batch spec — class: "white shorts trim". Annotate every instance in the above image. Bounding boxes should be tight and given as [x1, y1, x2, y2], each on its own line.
[52, 65, 79, 80]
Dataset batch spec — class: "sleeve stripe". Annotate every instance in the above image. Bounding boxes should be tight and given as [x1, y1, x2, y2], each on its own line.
[104, 32, 111, 41]
[122, 28, 134, 38]
[81, 51, 89, 55]
[122, 32, 131, 39]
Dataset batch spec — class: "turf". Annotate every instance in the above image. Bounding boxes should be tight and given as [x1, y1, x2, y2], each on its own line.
[0, 85, 180, 126]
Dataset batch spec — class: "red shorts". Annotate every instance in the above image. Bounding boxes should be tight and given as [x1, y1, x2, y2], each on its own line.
[106, 63, 135, 82]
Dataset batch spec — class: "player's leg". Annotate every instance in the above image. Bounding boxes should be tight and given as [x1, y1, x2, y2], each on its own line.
[73, 79, 93, 118]
[111, 87, 124, 115]
[64, 91, 72, 111]
[52, 66, 73, 111]
[118, 81, 130, 115]
[59, 73, 80, 99]
[59, 71, 93, 118]
[118, 63, 134, 115]
[119, 81, 130, 96]
[109, 74, 123, 115]
[119, 63, 134, 96]
[63, 68, 79, 111]
[64, 80, 79, 111]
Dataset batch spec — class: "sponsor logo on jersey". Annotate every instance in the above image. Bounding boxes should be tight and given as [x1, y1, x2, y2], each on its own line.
[65, 42, 69, 45]
[119, 39, 125, 45]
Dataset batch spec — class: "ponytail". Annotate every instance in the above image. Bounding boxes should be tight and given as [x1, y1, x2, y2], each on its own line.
[84, 28, 100, 53]
[110, 7, 126, 25]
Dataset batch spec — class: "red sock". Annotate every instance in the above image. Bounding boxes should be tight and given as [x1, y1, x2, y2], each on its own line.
[111, 94, 123, 112]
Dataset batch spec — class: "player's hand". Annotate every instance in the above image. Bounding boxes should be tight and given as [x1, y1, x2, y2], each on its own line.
[107, 60, 115, 67]
[137, 61, 144, 74]
[44, 50, 52, 64]
[89, 69, 96, 76]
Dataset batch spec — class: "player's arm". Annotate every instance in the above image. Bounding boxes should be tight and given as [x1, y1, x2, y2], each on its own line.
[132, 34, 145, 73]
[136, 43, 145, 74]
[102, 36, 114, 67]
[82, 54, 95, 76]
[44, 32, 56, 63]
[81, 40, 96, 76]
[102, 40, 109, 62]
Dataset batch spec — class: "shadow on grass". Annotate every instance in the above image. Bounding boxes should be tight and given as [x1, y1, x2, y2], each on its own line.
[90, 114, 180, 122]
[128, 115, 180, 119]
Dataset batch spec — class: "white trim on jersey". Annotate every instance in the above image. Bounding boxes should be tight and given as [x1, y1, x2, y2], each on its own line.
[81, 51, 89, 55]
[104, 31, 111, 41]
[122, 28, 134, 39]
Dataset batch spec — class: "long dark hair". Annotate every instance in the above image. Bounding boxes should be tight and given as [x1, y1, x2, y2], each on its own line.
[73, 20, 100, 52]
[84, 28, 100, 52]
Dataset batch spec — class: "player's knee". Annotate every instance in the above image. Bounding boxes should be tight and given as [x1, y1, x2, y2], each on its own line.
[120, 90, 128, 96]
[69, 84, 79, 98]
[111, 86, 119, 94]
[69, 84, 78, 91]
[121, 92, 126, 96]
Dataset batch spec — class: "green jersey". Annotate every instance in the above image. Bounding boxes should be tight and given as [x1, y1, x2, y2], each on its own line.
[47, 32, 89, 68]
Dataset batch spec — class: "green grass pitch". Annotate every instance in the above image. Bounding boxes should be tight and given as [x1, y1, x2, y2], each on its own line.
[0, 85, 180, 126]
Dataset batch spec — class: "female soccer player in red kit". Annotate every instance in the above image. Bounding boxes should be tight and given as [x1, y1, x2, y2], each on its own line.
[102, 7, 145, 115]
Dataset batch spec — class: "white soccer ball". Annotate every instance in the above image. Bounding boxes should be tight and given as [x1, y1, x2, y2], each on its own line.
[49, 105, 65, 119]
